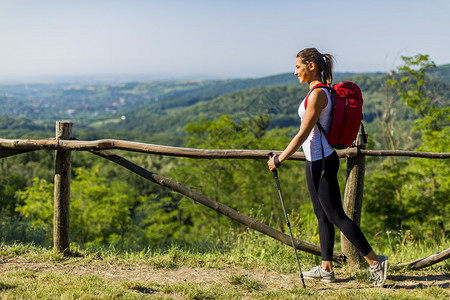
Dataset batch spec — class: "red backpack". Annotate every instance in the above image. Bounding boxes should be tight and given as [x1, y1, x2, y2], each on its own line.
[305, 81, 366, 149]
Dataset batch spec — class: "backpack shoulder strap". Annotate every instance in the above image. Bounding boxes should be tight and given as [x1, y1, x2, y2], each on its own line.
[305, 84, 333, 136]
[305, 84, 331, 108]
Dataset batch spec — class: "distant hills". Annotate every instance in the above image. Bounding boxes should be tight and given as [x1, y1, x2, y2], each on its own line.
[0, 71, 380, 126]
[98, 73, 388, 139]
[0, 65, 448, 144]
[429, 64, 450, 83]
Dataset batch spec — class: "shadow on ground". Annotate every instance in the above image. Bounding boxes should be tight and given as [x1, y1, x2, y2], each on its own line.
[386, 274, 449, 289]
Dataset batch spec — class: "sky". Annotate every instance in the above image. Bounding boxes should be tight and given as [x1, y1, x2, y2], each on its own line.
[0, 0, 449, 82]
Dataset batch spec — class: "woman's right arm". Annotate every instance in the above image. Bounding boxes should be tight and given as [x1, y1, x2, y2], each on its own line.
[267, 89, 328, 171]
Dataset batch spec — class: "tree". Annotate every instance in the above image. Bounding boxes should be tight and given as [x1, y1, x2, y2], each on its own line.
[391, 54, 449, 237]
[171, 115, 311, 241]
[363, 54, 449, 241]
[388, 54, 449, 146]
[15, 164, 138, 248]
[16, 178, 54, 229]
[0, 174, 27, 216]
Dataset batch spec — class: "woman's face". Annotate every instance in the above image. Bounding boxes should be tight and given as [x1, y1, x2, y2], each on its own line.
[294, 57, 311, 84]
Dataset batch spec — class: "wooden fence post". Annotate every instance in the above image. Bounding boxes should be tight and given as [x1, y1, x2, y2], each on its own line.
[341, 133, 367, 268]
[53, 121, 72, 255]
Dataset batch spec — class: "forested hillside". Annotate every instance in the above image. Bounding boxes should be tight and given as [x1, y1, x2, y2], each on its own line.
[430, 63, 450, 82]
[0, 66, 446, 144]
[104, 74, 404, 142]
[0, 57, 448, 254]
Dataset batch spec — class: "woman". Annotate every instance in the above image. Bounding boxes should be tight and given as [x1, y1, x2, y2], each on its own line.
[267, 48, 388, 286]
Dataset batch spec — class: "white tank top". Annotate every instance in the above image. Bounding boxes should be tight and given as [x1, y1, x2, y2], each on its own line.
[298, 88, 334, 162]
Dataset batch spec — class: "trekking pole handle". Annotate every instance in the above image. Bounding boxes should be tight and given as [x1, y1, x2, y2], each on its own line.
[267, 152, 278, 175]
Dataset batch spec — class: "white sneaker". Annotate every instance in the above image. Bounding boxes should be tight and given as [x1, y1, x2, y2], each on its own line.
[302, 266, 335, 282]
[369, 255, 388, 287]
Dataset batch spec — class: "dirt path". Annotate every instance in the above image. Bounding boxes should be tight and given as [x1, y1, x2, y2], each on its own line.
[1, 257, 449, 292]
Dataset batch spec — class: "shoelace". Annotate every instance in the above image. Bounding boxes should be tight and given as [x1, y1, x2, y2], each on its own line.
[306, 266, 323, 277]
[369, 267, 381, 283]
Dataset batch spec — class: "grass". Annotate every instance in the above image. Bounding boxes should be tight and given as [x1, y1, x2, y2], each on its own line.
[1, 268, 448, 300]
[229, 274, 264, 291]
[0, 232, 449, 299]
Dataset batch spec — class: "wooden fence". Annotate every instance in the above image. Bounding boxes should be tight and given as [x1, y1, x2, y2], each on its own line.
[1, 121, 449, 268]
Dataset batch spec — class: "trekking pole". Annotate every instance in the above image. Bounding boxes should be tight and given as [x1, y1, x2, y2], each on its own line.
[268, 152, 306, 289]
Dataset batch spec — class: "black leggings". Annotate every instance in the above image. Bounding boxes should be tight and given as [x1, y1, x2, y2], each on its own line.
[305, 151, 372, 261]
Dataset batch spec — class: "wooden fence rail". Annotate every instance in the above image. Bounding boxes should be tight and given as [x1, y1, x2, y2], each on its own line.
[1, 138, 449, 159]
[0, 121, 449, 268]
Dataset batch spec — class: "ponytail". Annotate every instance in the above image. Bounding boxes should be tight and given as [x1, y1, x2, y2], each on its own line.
[322, 53, 334, 86]
[297, 48, 335, 86]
